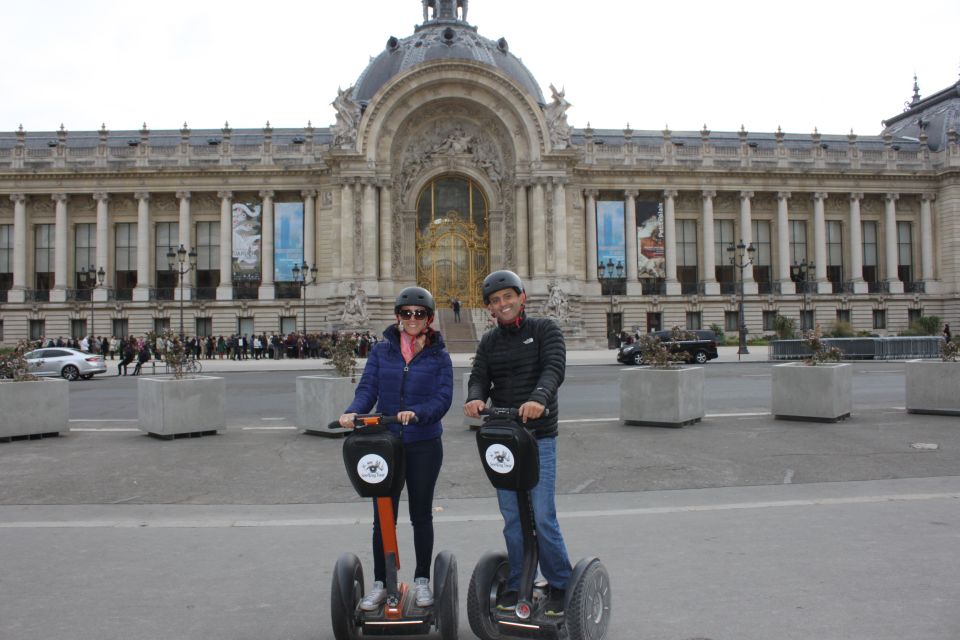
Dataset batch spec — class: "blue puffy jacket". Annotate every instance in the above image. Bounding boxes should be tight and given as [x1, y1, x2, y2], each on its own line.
[345, 325, 453, 443]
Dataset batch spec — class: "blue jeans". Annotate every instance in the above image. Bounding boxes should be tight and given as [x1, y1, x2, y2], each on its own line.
[497, 436, 572, 591]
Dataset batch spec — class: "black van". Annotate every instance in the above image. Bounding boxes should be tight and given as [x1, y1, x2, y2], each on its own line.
[617, 329, 720, 365]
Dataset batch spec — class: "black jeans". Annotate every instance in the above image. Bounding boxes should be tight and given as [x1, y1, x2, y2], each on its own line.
[371, 437, 443, 582]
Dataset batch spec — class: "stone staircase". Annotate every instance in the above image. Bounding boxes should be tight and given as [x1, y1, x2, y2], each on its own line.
[435, 307, 479, 353]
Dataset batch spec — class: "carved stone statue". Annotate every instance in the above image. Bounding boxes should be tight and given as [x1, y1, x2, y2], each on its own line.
[341, 283, 369, 325]
[544, 84, 573, 150]
[431, 126, 474, 154]
[540, 282, 570, 325]
[331, 87, 362, 149]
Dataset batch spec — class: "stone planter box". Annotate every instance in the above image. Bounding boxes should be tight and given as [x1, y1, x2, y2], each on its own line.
[297, 375, 358, 437]
[906, 360, 960, 415]
[137, 376, 226, 439]
[771, 362, 852, 422]
[620, 366, 704, 427]
[0, 379, 69, 441]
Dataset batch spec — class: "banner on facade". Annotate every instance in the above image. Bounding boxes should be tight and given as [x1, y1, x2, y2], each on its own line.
[636, 200, 665, 278]
[274, 202, 304, 282]
[596, 200, 625, 271]
[232, 202, 262, 282]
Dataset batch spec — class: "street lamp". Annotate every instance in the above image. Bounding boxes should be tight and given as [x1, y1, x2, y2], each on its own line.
[78, 265, 105, 343]
[597, 258, 625, 348]
[791, 259, 815, 331]
[726, 239, 755, 357]
[291, 261, 318, 335]
[166, 244, 197, 338]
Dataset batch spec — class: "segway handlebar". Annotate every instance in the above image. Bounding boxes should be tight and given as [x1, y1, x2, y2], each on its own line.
[478, 406, 550, 419]
[326, 414, 420, 430]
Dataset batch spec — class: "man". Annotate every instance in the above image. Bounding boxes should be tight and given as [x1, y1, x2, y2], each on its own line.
[453, 297, 461, 323]
[464, 269, 571, 617]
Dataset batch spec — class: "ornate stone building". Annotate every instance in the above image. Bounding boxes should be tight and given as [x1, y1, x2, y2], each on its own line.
[1, 0, 958, 345]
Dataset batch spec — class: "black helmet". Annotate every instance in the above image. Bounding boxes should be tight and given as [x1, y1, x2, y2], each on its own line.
[482, 270, 524, 304]
[394, 286, 435, 315]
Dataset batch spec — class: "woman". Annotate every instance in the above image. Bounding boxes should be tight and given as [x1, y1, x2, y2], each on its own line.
[339, 286, 453, 612]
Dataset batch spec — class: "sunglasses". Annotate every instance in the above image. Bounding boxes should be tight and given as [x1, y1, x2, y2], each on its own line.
[398, 309, 428, 320]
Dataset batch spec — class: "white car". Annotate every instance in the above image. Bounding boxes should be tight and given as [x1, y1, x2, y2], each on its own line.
[23, 347, 108, 381]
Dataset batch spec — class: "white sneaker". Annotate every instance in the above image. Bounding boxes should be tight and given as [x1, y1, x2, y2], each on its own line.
[360, 581, 386, 611]
[413, 577, 434, 607]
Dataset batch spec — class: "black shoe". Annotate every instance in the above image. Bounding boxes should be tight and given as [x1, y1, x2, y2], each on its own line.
[544, 588, 565, 616]
[496, 590, 518, 611]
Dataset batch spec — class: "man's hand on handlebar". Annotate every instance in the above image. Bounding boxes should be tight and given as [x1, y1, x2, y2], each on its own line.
[338, 413, 357, 429]
[518, 401, 545, 423]
[463, 399, 487, 418]
[397, 410, 417, 425]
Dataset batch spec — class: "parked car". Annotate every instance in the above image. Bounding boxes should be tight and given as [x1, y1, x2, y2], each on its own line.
[617, 329, 720, 365]
[22, 348, 107, 380]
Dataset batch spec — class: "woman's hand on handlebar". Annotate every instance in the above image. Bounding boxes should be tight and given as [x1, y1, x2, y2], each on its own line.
[397, 411, 417, 426]
[464, 400, 486, 418]
[518, 401, 545, 423]
[338, 413, 357, 429]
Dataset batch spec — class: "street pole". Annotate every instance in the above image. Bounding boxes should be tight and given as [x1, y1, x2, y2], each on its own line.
[792, 259, 814, 331]
[79, 266, 105, 343]
[597, 258, 625, 348]
[167, 245, 197, 339]
[291, 261, 317, 335]
[727, 240, 755, 358]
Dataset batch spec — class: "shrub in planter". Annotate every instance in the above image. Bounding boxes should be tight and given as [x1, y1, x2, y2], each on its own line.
[620, 328, 704, 427]
[772, 327, 851, 422]
[1, 340, 69, 440]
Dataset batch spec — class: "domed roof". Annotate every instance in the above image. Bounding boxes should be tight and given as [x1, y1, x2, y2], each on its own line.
[352, 1, 545, 106]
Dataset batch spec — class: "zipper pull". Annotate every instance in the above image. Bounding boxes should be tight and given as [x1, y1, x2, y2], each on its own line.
[404, 366, 409, 372]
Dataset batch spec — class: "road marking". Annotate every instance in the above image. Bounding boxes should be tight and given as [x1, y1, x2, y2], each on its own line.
[70, 428, 140, 432]
[3, 493, 956, 530]
[783, 469, 795, 484]
[742, 374, 771, 378]
[705, 412, 769, 418]
[261, 417, 288, 421]
[69, 419, 137, 423]
[570, 479, 596, 494]
[860, 370, 904, 374]
[241, 426, 297, 431]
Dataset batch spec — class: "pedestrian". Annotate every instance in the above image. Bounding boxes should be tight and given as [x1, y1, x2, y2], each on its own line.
[109, 335, 119, 360]
[453, 297, 461, 323]
[132, 343, 151, 376]
[464, 269, 571, 617]
[118, 340, 135, 376]
[339, 286, 453, 612]
[945, 323, 952, 343]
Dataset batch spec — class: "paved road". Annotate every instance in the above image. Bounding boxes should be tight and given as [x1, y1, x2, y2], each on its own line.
[2, 362, 959, 639]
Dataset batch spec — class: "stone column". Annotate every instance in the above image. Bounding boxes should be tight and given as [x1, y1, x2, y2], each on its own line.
[813, 192, 830, 293]
[51, 194, 69, 302]
[216, 191, 233, 300]
[702, 190, 719, 295]
[340, 182, 356, 279]
[133, 192, 151, 301]
[624, 190, 640, 294]
[552, 179, 568, 277]
[664, 190, 681, 295]
[378, 184, 392, 281]
[176, 191, 192, 300]
[302, 190, 317, 273]
[584, 190, 598, 286]
[259, 190, 275, 299]
[93, 193, 111, 300]
[738, 192, 756, 293]
[8, 194, 27, 302]
[884, 193, 903, 293]
[848, 193, 867, 293]
[776, 192, 795, 294]
[362, 181, 378, 280]
[530, 181, 546, 278]
[920, 194, 936, 286]
[515, 183, 529, 279]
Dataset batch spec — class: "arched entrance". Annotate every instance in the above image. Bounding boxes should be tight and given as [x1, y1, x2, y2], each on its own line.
[416, 175, 489, 308]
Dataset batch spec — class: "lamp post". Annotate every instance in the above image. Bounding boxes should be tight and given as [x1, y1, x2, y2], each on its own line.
[78, 265, 105, 343]
[166, 244, 197, 338]
[726, 239, 755, 357]
[791, 259, 815, 331]
[291, 261, 318, 335]
[597, 258, 625, 348]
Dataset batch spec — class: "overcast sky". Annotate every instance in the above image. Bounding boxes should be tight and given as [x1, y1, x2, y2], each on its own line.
[3, 0, 958, 136]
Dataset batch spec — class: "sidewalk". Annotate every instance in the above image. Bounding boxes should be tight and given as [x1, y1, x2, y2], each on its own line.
[130, 345, 769, 375]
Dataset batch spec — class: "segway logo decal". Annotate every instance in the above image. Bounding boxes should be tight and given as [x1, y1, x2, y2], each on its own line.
[357, 454, 389, 484]
[485, 444, 514, 474]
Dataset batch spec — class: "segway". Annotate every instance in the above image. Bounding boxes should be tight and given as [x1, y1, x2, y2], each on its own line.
[329, 414, 459, 640]
[467, 408, 611, 640]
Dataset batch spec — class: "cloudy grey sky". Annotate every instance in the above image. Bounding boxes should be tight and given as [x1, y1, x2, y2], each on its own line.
[3, 0, 958, 136]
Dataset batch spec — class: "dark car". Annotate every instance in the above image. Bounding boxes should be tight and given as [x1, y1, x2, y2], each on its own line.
[617, 329, 720, 365]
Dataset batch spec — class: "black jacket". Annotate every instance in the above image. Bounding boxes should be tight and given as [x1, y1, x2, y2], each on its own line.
[467, 313, 566, 438]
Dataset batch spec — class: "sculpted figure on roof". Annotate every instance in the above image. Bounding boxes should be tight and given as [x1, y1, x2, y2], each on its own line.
[544, 84, 573, 150]
[331, 86, 361, 149]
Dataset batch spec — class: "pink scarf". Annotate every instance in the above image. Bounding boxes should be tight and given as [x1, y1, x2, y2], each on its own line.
[400, 331, 425, 364]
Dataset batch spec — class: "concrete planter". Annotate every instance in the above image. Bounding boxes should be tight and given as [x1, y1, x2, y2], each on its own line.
[906, 360, 960, 415]
[620, 366, 704, 427]
[137, 376, 226, 439]
[0, 379, 69, 440]
[771, 362, 852, 422]
[297, 375, 358, 436]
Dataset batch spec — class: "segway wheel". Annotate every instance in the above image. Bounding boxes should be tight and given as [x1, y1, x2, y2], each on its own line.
[331, 553, 364, 640]
[467, 551, 509, 640]
[566, 559, 612, 640]
[433, 550, 459, 640]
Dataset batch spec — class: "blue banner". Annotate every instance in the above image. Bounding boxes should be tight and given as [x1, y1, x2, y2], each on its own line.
[596, 200, 625, 272]
[274, 202, 304, 282]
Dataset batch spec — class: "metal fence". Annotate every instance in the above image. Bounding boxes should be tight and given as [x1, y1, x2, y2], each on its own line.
[769, 336, 945, 361]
